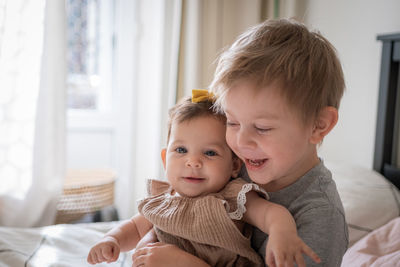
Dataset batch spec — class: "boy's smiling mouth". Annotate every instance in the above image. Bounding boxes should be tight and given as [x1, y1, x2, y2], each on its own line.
[246, 158, 268, 169]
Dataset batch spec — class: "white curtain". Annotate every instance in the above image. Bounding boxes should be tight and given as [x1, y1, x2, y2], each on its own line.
[176, 0, 265, 99]
[114, 0, 184, 218]
[0, 0, 65, 227]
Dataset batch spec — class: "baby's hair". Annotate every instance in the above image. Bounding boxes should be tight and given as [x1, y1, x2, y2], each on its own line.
[211, 18, 345, 124]
[166, 96, 226, 144]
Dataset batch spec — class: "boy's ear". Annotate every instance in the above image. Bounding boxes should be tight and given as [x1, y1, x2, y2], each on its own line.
[161, 148, 167, 169]
[231, 157, 242, 178]
[309, 106, 338, 144]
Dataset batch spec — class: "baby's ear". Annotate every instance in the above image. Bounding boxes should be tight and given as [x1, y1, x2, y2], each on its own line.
[309, 106, 338, 144]
[231, 157, 242, 178]
[161, 148, 167, 169]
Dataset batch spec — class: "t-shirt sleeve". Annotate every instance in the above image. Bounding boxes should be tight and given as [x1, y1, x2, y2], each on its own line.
[296, 205, 349, 267]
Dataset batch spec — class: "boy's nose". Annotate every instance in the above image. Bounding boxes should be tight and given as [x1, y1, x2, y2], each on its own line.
[186, 157, 202, 168]
[237, 128, 256, 149]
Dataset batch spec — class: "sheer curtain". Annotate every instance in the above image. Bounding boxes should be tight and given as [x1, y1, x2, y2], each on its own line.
[0, 0, 65, 227]
[114, 0, 184, 218]
[176, 0, 265, 99]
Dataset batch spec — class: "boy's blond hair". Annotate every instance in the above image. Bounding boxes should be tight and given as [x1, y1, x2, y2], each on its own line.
[210, 18, 345, 123]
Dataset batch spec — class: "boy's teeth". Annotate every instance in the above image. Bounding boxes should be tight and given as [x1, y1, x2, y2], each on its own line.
[249, 159, 265, 166]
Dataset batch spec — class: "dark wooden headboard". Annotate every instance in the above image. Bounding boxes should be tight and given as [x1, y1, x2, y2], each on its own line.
[374, 33, 400, 190]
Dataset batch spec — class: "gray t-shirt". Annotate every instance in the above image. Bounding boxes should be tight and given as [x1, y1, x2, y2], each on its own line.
[243, 160, 349, 267]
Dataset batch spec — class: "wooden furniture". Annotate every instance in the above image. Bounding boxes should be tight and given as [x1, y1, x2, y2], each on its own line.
[374, 33, 400, 189]
[55, 169, 117, 224]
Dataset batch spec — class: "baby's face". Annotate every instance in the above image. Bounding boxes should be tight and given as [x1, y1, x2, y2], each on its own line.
[164, 116, 239, 197]
[223, 79, 319, 192]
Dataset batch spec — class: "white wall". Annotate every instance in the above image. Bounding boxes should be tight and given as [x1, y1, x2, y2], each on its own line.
[303, 0, 400, 169]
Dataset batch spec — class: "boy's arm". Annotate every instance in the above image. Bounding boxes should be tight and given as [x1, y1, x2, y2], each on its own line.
[243, 191, 296, 235]
[106, 213, 153, 251]
[243, 192, 320, 266]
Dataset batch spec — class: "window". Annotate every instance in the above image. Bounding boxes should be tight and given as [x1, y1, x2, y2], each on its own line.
[66, 0, 114, 113]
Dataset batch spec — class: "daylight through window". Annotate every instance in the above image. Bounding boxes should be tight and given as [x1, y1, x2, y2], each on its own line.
[66, 0, 114, 111]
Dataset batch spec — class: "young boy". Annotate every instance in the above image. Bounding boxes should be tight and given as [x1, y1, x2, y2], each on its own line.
[210, 18, 349, 266]
[132, 18, 348, 267]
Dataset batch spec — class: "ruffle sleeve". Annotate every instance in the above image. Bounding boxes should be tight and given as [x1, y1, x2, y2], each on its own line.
[137, 179, 172, 213]
[146, 179, 171, 196]
[220, 178, 269, 221]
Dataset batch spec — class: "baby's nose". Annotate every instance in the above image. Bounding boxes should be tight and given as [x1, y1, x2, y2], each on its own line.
[186, 157, 202, 168]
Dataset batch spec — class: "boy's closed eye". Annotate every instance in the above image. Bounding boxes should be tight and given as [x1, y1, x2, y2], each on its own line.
[254, 125, 273, 133]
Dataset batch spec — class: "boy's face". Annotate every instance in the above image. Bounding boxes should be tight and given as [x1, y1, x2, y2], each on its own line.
[223, 80, 320, 192]
[162, 116, 241, 197]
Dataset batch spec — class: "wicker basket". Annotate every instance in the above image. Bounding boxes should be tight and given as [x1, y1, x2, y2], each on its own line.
[55, 169, 116, 224]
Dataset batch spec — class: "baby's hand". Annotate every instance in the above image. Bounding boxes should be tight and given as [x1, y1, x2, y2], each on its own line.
[87, 236, 120, 265]
[265, 232, 320, 267]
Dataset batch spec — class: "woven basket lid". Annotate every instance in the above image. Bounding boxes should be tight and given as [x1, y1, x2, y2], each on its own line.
[64, 169, 116, 189]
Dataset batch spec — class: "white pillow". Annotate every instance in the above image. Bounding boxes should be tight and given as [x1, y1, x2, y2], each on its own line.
[326, 161, 400, 246]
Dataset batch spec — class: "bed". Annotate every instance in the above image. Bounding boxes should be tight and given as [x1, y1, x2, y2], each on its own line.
[0, 222, 133, 267]
[1, 33, 400, 267]
[339, 32, 400, 266]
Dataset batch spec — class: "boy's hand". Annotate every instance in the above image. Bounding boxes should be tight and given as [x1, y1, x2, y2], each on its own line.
[132, 242, 210, 267]
[87, 236, 121, 264]
[266, 231, 320, 267]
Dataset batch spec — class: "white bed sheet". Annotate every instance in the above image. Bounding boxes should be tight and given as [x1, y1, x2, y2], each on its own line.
[326, 161, 400, 246]
[0, 222, 132, 267]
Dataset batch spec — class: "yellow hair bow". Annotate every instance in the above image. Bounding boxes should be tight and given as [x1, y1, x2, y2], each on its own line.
[191, 89, 215, 103]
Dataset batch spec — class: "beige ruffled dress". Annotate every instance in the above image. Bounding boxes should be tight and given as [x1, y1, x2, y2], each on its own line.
[137, 178, 268, 267]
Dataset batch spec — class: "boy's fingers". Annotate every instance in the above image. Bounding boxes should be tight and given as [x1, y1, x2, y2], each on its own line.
[286, 256, 294, 267]
[132, 254, 146, 267]
[273, 253, 285, 267]
[132, 247, 147, 260]
[265, 252, 276, 267]
[266, 259, 276, 267]
[294, 252, 306, 267]
[302, 245, 321, 263]
[145, 242, 162, 248]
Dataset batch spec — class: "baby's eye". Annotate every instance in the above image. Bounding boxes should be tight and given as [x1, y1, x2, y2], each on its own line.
[175, 147, 187, 153]
[204, 150, 217, 156]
